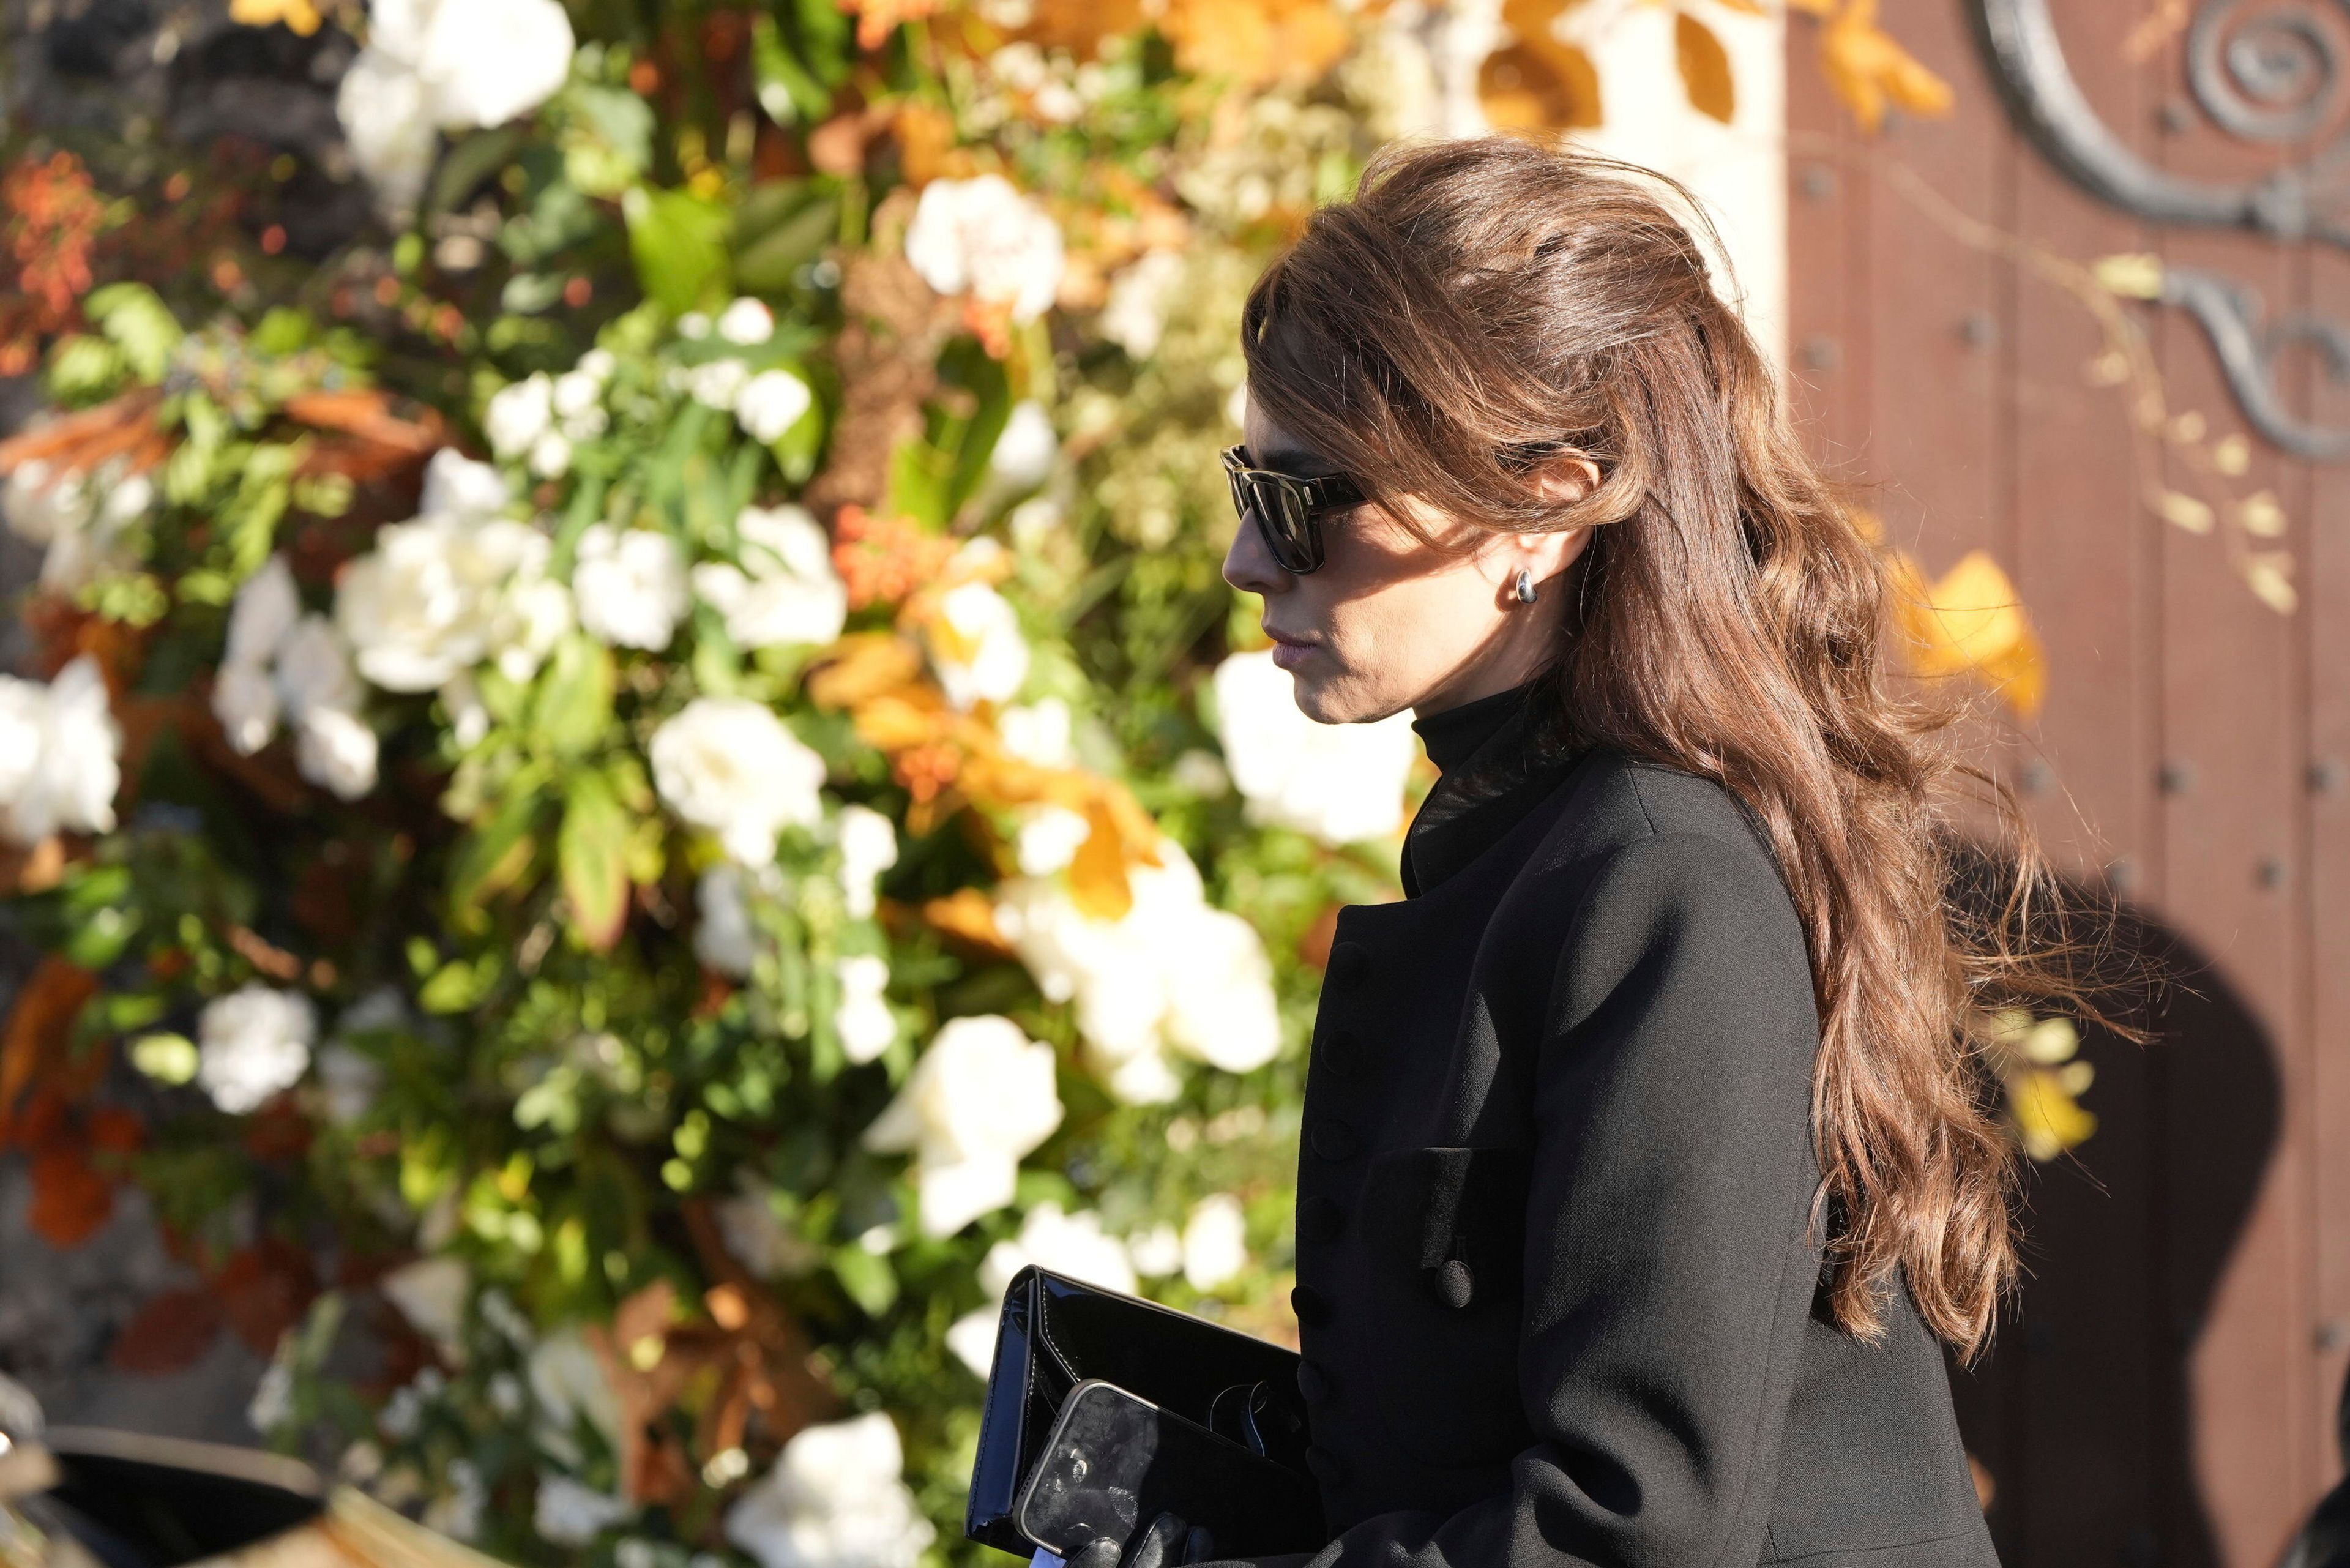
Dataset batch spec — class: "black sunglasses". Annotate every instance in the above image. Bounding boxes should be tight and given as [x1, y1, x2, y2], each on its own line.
[1220, 445, 1366, 575]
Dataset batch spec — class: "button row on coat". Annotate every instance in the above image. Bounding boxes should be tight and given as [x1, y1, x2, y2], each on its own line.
[1326, 940, 1371, 988]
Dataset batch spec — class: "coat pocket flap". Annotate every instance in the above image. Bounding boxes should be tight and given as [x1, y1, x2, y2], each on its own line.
[1367, 1145, 1533, 1285]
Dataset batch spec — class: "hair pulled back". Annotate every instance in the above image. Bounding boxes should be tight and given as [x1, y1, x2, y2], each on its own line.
[1243, 134, 2111, 1356]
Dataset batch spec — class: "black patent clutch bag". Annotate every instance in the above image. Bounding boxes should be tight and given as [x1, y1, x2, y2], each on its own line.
[964, 1266, 1326, 1558]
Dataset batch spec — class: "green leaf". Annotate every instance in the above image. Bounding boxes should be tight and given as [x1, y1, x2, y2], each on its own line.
[623, 186, 735, 316]
[84, 283, 183, 383]
[427, 126, 524, 217]
[558, 768, 632, 952]
[750, 15, 834, 124]
[449, 779, 548, 911]
[45, 335, 127, 403]
[529, 635, 616, 756]
[419, 958, 490, 1014]
[830, 1243, 900, 1316]
[734, 186, 840, 295]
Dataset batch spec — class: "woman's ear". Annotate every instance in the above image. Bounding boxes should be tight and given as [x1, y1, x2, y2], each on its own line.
[1526, 452, 1602, 507]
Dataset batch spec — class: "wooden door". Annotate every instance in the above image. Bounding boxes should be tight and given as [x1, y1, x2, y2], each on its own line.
[1785, 2, 2350, 1563]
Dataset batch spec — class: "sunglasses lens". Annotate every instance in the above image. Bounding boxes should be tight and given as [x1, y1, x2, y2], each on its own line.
[1247, 477, 1319, 572]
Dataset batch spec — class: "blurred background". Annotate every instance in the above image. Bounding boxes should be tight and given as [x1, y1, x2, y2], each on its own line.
[0, 1, 2338, 1567]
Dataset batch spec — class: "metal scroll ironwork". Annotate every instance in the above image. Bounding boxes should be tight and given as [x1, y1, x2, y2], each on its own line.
[1972, 0, 2350, 460]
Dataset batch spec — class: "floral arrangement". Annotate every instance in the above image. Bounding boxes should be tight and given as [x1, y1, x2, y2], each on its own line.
[0, 0, 2013, 1565]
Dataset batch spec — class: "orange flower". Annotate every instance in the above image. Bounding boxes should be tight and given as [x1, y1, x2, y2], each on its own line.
[832, 507, 958, 610]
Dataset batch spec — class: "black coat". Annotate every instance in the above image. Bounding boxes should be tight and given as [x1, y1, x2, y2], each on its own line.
[1261, 684, 1999, 1568]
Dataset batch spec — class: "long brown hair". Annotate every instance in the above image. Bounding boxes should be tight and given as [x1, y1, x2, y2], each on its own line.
[1242, 134, 2122, 1357]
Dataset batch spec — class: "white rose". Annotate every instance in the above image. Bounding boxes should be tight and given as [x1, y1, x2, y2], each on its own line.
[337, 512, 558, 692]
[491, 575, 575, 682]
[570, 525, 688, 651]
[1, 460, 87, 547]
[993, 837, 1278, 1102]
[382, 1256, 470, 1353]
[528, 430, 573, 480]
[196, 984, 317, 1114]
[9, 656, 122, 844]
[723, 1413, 934, 1568]
[1013, 804, 1089, 876]
[419, 448, 511, 521]
[225, 556, 302, 668]
[987, 400, 1058, 489]
[213, 659, 282, 757]
[735, 369, 813, 444]
[294, 707, 380, 801]
[534, 1475, 630, 1547]
[947, 1202, 1138, 1376]
[694, 863, 759, 979]
[275, 614, 366, 718]
[686, 359, 751, 411]
[1099, 249, 1185, 359]
[836, 804, 898, 919]
[335, 48, 438, 218]
[997, 697, 1075, 768]
[834, 954, 894, 1064]
[1211, 648, 1417, 845]
[551, 368, 602, 420]
[928, 581, 1029, 710]
[650, 698, 827, 867]
[903, 174, 1065, 324]
[1125, 1223, 1182, 1279]
[415, 0, 575, 130]
[716, 297, 776, 345]
[861, 1014, 1062, 1239]
[690, 505, 846, 650]
[0, 679, 40, 815]
[1181, 1193, 1248, 1291]
[485, 374, 554, 459]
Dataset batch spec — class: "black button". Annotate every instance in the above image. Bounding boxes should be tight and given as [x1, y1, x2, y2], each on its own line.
[1297, 1195, 1343, 1244]
[1309, 1120, 1359, 1162]
[1314, 1027, 1358, 1075]
[1326, 941, 1370, 987]
[1290, 1283, 1331, 1326]
[1296, 1358, 1331, 1403]
[1433, 1258, 1475, 1309]
[1305, 1445, 1347, 1487]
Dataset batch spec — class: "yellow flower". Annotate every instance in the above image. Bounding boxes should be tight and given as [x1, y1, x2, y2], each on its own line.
[1890, 548, 2046, 720]
[229, 0, 323, 35]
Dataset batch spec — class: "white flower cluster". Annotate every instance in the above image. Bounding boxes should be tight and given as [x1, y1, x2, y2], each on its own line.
[650, 698, 827, 868]
[904, 174, 1065, 324]
[994, 837, 1278, 1104]
[925, 542, 1029, 711]
[2, 461, 152, 591]
[671, 301, 816, 446]
[336, 452, 573, 701]
[722, 1413, 934, 1568]
[0, 655, 121, 845]
[861, 1014, 1062, 1239]
[575, 525, 688, 651]
[1211, 648, 1419, 845]
[213, 557, 379, 800]
[692, 506, 848, 652]
[196, 983, 317, 1115]
[484, 349, 615, 482]
[337, 0, 578, 217]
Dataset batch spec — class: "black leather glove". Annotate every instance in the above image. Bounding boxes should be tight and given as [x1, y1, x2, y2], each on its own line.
[1065, 1512, 1218, 1568]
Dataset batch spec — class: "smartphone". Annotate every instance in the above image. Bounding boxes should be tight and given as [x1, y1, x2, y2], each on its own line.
[1015, 1381, 1326, 1559]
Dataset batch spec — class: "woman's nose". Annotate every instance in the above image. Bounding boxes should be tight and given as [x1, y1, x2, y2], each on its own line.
[1221, 509, 1292, 597]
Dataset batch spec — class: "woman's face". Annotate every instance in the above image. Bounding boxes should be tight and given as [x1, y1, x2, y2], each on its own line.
[1222, 402, 1595, 724]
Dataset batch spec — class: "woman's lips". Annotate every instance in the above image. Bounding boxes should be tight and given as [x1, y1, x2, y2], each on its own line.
[1267, 633, 1315, 670]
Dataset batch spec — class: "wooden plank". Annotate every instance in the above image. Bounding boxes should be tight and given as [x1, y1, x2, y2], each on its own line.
[2149, 17, 2320, 1559]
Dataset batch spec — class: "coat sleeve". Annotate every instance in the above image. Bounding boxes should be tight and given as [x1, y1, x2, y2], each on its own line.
[1256, 829, 1827, 1568]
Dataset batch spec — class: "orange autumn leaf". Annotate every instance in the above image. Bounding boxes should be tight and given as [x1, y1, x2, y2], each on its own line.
[1159, 0, 1352, 89]
[838, 0, 939, 50]
[806, 632, 927, 711]
[1019, 0, 1149, 56]
[922, 888, 1017, 955]
[1892, 548, 2046, 721]
[28, 1144, 113, 1247]
[1479, 40, 1603, 130]
[1066, 799, 1138, 921]
[1675, 11, 1736, 124]
[1819, 0, 1952, 135]
[110, 1286, 227, 1373]
[0, 955, 98, 1138]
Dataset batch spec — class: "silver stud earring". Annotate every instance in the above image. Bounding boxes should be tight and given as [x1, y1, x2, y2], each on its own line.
[1514, 567, 1537, 605]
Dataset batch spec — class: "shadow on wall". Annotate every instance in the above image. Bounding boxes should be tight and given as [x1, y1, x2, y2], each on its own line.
[1946, 905, 2281, 1568]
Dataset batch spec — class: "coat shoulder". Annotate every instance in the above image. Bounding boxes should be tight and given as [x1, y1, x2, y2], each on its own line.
[1537, 747, 1786, 879]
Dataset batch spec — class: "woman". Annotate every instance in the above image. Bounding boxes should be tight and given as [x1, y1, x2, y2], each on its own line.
[1177, 136, 2102, 1568]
